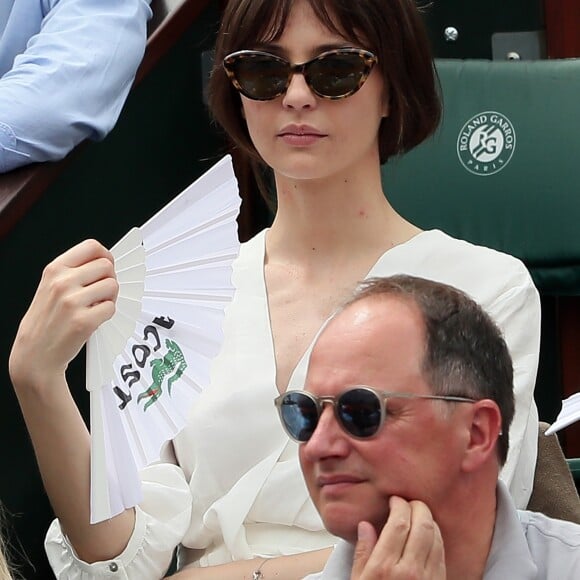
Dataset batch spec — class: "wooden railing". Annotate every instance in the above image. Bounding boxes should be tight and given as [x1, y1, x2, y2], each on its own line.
[0, 0, 213, 239]
[543, 0, 580, 457]
[545, 0, 580, 58]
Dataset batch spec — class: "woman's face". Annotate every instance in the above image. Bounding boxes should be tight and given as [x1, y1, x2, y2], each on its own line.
[240, 0, 388, 184]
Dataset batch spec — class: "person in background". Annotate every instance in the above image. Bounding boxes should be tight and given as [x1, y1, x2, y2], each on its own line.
[0, 0, 152, 173]
[0, 538, 11, 580]
[280, 275, 580, 579]
[9, 0, 540, 578]
[0, 505, 14, 580]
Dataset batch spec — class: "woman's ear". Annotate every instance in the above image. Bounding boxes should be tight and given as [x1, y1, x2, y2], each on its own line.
[382, 99, 389, 118]
[381, 85, 390, 118]
[460, 400, 502, 473]
[381, 96, 390, 118]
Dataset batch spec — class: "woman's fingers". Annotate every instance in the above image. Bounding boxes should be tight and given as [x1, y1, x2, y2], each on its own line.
[43, 240, 115, 297]
[52, 238, 114, 270]
[37, 241, 118, 332]
[9, 240, 119, 390]
[64, 256, 116, 292]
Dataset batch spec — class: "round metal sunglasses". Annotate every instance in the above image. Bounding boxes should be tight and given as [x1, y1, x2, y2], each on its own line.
[275, 386, 477, 442]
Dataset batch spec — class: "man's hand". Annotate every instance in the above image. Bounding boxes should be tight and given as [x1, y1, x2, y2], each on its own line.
[351, 496, 446, 579]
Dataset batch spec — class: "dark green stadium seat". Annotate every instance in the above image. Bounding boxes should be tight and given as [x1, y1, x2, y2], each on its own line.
[381, 57, 580, 453]
[570, 458, 580, 494]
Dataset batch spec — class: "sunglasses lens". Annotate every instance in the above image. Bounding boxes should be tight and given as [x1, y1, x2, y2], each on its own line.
[229, 54, 288, 100]
[278, 392, 318, 442]
[338, 388, 382, 438]
[308, 53, 368, 98]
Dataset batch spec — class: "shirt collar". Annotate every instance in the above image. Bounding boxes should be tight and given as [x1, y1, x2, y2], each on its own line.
[317, 540, 353, 580]
[317, 482, 538, 580]
[483, 481, 538, 579]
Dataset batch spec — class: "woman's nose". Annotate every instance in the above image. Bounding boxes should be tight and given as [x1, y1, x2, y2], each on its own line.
[282, 73, 317, 109]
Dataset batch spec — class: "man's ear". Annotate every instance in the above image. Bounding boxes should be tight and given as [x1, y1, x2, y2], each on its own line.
[461, 400, 502, 473]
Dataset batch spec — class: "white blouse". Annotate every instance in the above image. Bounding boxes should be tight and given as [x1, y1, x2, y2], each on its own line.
[46, 229, 540, 579]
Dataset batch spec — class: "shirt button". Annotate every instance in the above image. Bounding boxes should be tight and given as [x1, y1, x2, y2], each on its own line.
[109, 562, 119, 572]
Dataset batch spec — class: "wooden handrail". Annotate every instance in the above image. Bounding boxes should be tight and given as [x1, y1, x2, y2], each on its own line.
[137, 0, 215, 84]
[0, 0, 213, 240]
[545, 0, 580, 58]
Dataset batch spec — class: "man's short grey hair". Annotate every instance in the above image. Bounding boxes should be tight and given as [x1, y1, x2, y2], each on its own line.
[342, 274, 515, 465]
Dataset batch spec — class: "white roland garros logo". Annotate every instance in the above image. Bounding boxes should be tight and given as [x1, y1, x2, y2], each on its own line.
[456, 111, 516, 176]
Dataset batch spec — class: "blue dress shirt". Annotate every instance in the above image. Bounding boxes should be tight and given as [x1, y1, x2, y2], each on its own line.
[0, 0, 152, 172]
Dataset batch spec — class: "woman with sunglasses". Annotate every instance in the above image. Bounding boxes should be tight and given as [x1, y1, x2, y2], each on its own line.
[10, 0, 540, 578]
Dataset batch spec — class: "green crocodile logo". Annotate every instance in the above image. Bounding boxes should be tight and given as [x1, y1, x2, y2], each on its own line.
[137, 339, 187, 411]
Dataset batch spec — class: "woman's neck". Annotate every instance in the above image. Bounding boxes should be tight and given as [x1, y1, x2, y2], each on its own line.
[267, 165, 421, 263]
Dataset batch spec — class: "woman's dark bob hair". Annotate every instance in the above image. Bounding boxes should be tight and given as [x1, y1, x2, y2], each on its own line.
[208, 0, 441, 190]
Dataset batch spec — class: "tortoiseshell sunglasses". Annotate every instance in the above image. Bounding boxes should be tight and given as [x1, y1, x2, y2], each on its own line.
[223, 48, 378, 101]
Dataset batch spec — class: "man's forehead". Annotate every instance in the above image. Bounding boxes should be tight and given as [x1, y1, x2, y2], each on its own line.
[324, 294, 424, 343]
[306, 295, 427, 390]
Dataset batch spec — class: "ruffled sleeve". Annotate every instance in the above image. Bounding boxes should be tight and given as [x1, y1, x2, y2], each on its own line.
[45, 463, 192, 579]
[481, 271, 540, 508]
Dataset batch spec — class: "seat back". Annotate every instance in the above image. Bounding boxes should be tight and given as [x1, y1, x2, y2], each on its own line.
[384, 58, 580, 294]
[527, 422, 580, 522]
[381, 58, 580, 450]
[569, 458, 580, 494]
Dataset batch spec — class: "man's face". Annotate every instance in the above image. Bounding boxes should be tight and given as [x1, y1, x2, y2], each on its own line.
[299, 296, 466, 543]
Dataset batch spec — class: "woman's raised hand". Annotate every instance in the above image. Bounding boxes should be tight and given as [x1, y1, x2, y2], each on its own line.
[9, 239, 118, 391]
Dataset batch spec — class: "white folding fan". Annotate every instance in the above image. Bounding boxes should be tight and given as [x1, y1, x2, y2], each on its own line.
[86, 155, 241, 523]
[545, 392, 580, 436]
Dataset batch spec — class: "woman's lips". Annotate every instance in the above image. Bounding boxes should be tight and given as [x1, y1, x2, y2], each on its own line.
[278, 124, 327, 146]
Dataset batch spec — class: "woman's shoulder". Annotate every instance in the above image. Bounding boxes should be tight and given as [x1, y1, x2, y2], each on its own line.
[239, 228, 267, 251]
[417, 229, 532, 278]
[372, 229, 538, 305]
[234, 228, 268, 265]
[228, 228, 268, 291]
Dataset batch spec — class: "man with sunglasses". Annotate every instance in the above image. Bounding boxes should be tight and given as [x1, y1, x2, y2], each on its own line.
[276, 275, 580, 579]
